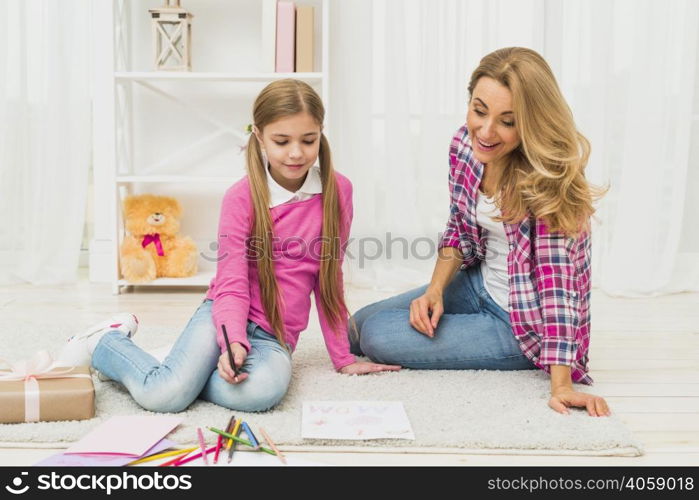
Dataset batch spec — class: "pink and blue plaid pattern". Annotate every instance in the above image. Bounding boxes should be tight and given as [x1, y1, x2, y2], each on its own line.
[440, 125, 592, 384]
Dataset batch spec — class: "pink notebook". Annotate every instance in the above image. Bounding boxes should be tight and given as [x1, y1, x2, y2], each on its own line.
[276, 1, 296, 72]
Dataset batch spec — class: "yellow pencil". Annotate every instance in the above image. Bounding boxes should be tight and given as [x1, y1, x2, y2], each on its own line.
[259, 427, 286, 465]
[126, 446, 198, 466]
[224, 416, 236, 450]
[227, 419, 243, 463]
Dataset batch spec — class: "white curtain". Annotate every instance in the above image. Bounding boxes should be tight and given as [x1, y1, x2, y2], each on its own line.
[329, 0, 699, 297]
[0, 0, 92, 285]
[546, 0, 699, 296]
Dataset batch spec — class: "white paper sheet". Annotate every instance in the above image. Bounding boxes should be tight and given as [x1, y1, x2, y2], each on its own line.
[302, 401, 415, 440]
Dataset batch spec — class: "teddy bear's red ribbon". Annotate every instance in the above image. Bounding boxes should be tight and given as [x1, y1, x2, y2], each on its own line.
[141, 233, 165, 256]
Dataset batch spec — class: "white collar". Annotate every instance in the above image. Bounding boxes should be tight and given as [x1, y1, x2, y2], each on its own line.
[267, 165, 323, 208]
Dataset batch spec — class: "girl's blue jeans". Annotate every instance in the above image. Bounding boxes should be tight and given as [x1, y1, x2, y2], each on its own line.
[92, 299, 292, 413]
[349, 265, 536, 370]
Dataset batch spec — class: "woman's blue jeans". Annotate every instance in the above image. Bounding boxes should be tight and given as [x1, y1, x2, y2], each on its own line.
[349, 265, 536, 370]
[92, 299, 292, 413]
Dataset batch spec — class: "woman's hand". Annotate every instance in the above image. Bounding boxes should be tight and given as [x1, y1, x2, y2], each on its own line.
[217, 342, 249, 384]
[409, 288, 444, 337]
[339, 361, 402, 375]
[549, 387, 611, 417]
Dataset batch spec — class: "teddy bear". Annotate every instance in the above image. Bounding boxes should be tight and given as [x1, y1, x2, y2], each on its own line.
[119, 194, 198, 283]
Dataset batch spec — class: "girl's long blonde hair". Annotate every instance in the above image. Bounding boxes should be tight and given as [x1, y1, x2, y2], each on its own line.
[469, 47, 607, 238]
[246, 79, 348, 348]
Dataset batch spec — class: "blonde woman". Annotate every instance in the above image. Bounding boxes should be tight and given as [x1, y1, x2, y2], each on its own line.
[58, 79, 399, 413]
[350, 47, 610, 417]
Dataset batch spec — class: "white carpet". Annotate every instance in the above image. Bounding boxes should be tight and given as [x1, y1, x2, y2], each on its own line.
[0, 320, 643, 456]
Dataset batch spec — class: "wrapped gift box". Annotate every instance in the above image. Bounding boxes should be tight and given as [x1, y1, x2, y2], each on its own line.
[0, 365, 95, 424]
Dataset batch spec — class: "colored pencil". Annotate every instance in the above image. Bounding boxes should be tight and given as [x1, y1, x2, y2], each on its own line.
[213, 434, 224, 464]
[127, 446, 198, 466]
[196, 427, 209, 465]
[242, 421, 260, 450]
[259, 427, 286, 464]
[227, 419, 243, 464]
[224, 415, 235, 449]
[221, 324, 240, 377]
[224, 416, 236, 451]
[159, 451, 194, 467]
[173, 445, 216, 466]
[207, 427, 276, 456]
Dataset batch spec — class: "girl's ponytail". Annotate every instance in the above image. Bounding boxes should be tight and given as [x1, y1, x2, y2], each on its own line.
[246, 132, 288, 350]
[317, 132, 349, 331]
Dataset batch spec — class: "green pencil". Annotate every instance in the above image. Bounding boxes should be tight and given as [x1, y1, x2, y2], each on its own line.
[208, 427, 277, 457]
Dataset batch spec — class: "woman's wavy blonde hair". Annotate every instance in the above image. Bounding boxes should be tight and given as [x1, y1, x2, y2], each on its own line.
[246, 79, 348, 348]
[468, 47, 607, 238]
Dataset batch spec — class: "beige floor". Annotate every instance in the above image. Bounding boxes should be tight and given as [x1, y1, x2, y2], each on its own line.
[1, 271, 698, 466]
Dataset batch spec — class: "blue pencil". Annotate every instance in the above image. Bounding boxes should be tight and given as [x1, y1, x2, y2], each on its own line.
[242, 421, 260, 450]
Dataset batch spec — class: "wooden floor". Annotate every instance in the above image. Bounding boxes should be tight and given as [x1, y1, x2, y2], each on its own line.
[1, 271, 698, 466]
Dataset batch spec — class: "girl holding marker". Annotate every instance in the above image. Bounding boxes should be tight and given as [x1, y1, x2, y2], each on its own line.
[58, 79, 399, 413]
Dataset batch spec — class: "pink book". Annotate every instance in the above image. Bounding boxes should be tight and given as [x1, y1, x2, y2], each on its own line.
[276, 1, 296, 72]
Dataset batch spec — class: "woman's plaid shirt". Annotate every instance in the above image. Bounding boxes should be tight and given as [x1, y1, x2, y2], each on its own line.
[440, 125, 593, 385]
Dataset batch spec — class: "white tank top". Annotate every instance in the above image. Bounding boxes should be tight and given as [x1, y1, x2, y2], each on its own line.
[475, 191, 510, 311]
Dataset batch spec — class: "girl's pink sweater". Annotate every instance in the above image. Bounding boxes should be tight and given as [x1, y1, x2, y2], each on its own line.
[205, 173, 355, 370]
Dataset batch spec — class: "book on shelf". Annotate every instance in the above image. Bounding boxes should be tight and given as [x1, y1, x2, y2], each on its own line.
[295, 5, 314, 72]
[275, 1, 296, 73]
[261, 0, 277, 72]
[264, 1, 316, 74]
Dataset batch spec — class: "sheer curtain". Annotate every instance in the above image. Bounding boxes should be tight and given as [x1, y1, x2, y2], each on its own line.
[547, 0, 699, 296]
[0, 0, 92, 285]
[329, 0, 699, 296]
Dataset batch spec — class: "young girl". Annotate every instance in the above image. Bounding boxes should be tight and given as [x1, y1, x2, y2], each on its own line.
[57, 79, 400, 413]
[349, 48, 611, 417]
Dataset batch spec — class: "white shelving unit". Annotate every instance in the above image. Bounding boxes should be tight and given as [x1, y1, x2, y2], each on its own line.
[92, 0, 329, 294]
[116, 175, 235, 183]
[115, 71, 324, 82]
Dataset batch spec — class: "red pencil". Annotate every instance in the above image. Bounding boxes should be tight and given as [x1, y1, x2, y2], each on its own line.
[213, 434, 224, 464]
